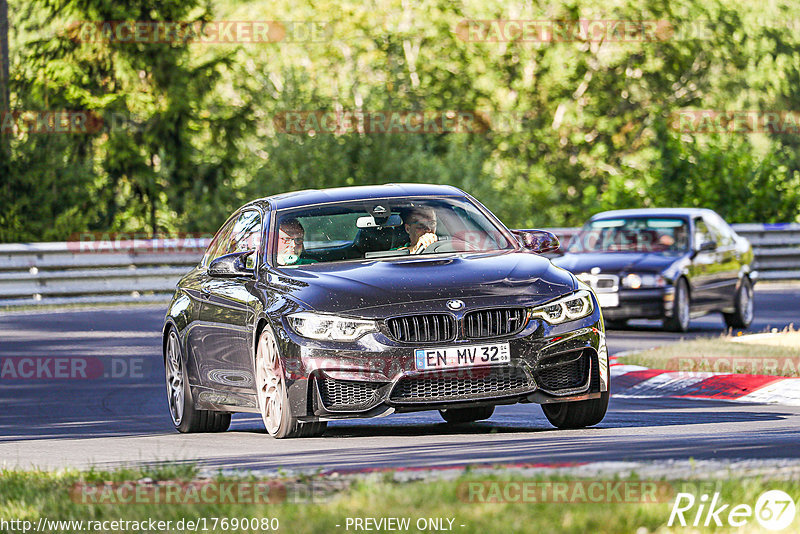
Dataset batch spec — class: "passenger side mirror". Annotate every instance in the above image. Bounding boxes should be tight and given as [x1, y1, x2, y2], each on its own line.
[512, 229, 561, 254]
[208, 250, 255, 277]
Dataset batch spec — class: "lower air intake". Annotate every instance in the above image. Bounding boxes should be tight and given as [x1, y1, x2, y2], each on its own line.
[389, 366, 533, 403]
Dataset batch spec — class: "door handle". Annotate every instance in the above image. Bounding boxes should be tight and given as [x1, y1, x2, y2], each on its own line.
[200, 286, 211, 299]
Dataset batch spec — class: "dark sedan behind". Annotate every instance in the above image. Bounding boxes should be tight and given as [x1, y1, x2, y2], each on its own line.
[553, 208, 756, 332]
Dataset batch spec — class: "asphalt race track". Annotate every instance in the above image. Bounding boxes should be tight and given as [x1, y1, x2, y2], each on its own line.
[1, 286, 799, 472]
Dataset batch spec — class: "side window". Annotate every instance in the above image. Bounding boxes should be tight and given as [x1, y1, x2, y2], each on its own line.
[223, 210, 262, 269]
[705, 214, 734, 247]
[694, 218, 712, 249]
[202, 216, 237, 266]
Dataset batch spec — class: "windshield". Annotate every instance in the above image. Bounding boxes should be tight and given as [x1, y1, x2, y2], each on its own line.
[272, 197, 513, 266]
[568, 217, 689, 254]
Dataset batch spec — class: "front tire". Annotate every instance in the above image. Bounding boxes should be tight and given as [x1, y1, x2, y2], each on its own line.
[439, 405, 495, 423]
[723, 277, 754, 329]
[165, 328, 231, 433]
[541, 391, 609, 429]
[664, 278, 690, 332]
[255, 327, 327, 438]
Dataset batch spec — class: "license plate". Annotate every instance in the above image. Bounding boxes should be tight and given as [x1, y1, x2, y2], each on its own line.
[414, 342, 511, 370]
[596, 292, 619, 308]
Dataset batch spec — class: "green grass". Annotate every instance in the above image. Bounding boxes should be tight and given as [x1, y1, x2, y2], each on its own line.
[617, 336, 800, 377]
[1, 466, 799, 533]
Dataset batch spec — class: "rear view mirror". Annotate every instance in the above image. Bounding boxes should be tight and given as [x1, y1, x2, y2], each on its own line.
[512, 229, 561, 254]
[356, 214, 403, 229]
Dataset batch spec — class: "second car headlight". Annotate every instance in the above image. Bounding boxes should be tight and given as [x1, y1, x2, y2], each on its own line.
[287, 312, 378, 341]
[622, 273, 665, 289]
[530, 290, 594, 324]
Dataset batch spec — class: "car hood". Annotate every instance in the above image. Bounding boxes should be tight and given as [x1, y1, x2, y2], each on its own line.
[552, 252, 681, 274]
[269, 251, 576, 316]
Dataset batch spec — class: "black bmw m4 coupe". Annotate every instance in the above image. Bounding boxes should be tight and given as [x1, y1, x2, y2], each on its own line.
[162, 184, 609, 438]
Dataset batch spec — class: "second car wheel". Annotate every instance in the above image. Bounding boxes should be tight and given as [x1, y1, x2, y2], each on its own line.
[664, 278, 690, 332]
[255, 326, 327, 439]
[723, 277, 754, 329]
[439, 406, 495, 423]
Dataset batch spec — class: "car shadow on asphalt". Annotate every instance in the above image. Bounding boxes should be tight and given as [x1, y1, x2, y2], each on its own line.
[0, 397, 793, 442]
[223, 397, 793, 438]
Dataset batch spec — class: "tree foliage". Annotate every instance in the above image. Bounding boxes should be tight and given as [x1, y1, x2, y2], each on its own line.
[2, 0, 800, 242]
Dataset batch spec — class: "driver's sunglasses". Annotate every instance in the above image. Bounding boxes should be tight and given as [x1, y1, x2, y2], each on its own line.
[280, 236, 304, 245]
[409, 219, 436, 228]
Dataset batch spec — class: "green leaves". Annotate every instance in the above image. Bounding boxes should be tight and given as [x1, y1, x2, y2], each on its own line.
[4, 0, 800, 243]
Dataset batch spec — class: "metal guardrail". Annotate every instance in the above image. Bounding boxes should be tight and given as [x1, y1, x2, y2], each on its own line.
[0, 223, 798, 307]
[0, 240, 209, 307]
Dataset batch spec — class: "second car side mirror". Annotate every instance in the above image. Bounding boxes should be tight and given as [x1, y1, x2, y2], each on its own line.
[697, 240, 717, 253]
[208, 250, 255, 278]
[512, 229, 561, 254]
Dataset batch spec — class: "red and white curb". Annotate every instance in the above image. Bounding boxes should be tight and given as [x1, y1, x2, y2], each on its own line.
[609, 356, 800, 406]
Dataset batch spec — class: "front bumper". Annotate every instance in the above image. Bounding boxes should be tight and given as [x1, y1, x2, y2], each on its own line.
[598, 287, 674, 321]
[275, 310, 608, 422]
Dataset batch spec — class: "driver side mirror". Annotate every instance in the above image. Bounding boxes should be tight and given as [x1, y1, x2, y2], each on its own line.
[512, 229, 561, 254]
[697, 240, 717, 253]
[208, 250, 255, 278]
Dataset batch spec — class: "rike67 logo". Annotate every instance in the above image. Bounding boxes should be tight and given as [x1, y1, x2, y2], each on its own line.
[669, 490, 796, 530]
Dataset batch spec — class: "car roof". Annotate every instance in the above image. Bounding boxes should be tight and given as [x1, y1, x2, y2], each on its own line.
[589, 208, 717, 221]
[243, 183, 466, 211]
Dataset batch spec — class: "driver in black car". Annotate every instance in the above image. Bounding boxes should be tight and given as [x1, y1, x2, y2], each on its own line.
[398, 206, 438, 254]
[277, 218, 317, 266]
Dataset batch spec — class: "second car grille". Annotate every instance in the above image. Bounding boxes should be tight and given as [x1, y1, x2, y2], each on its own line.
[389, 367, 534, 403]
[386, 314, 455, 343]
[534, 349, 591, 392]
[577, 273, 619, 293]
[318, 378, 384, 410]
[464, 308, 526, 339]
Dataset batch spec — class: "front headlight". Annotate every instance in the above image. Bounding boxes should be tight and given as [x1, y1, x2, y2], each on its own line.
[530, 289, 594, 324]
[622, 273, 665, 289]
[287, 312, 378, 341]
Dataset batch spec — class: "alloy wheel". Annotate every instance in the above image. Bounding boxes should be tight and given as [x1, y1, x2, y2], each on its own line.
[165, 331, 184, 426]
[256, 329, 285, 436]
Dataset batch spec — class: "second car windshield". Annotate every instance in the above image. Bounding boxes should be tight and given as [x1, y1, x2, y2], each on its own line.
[273, 197, 513, 266]
[568, 218, 690, 254]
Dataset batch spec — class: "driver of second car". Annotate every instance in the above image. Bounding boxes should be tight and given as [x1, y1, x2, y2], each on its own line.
[399, 206, 438, 254]
[277, 218, 317, 266]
